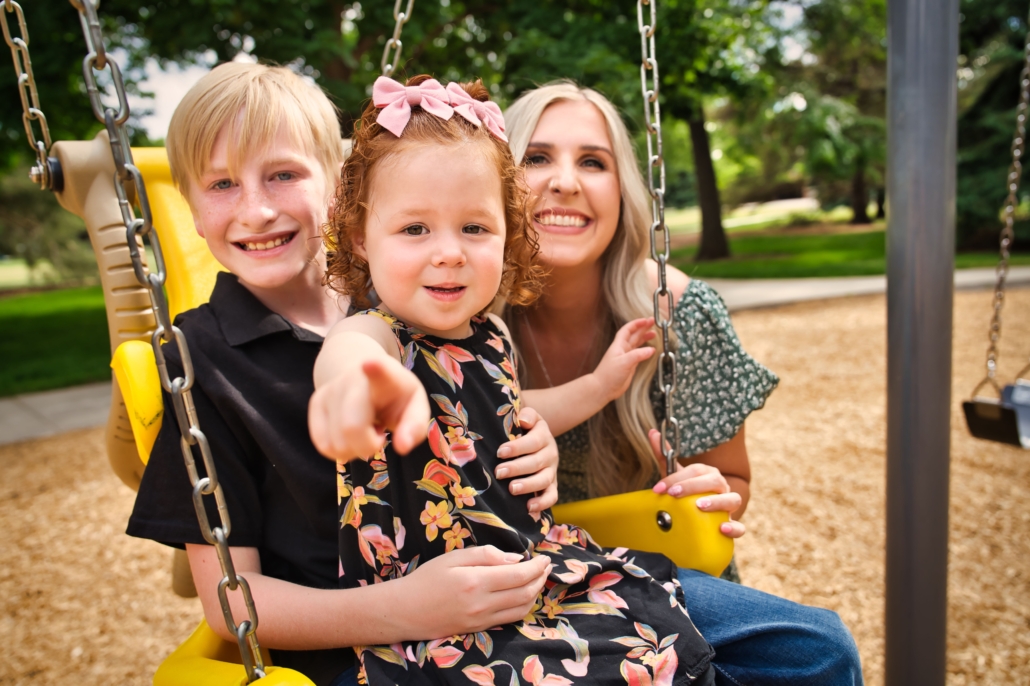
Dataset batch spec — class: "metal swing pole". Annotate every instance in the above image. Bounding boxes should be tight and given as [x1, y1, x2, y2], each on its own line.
[885, 0, 958, 684]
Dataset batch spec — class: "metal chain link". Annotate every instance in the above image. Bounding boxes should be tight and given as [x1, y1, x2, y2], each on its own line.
[380, 0, 415, 76]
[973, 11, 1030, 399]
[637, 0, 679, 475]
[68, 1, 265, 680]
[1, 0, 54, 189]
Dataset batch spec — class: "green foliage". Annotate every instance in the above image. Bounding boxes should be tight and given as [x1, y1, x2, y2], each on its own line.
[0, 2, 154, 171]
[956, 0, 1030, 249]
[0, 286, 110, 396]
[0, 170, 97, 285]
[713, 0, 885, 214]
[672, 228, 1030, 279]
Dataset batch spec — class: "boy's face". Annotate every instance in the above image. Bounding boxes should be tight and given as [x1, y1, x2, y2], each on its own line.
[187, 125, 332, 297]
[358, 141, 506, 339]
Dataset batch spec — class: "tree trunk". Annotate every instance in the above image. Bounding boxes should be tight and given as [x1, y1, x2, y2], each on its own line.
[876, 187, 886, 219]
[686, 111, 729, 261]
[851, 164, 871, 224]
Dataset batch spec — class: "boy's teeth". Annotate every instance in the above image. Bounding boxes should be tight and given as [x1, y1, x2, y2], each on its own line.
[536, 213, 588, 227]
[242, 236, 289, 251]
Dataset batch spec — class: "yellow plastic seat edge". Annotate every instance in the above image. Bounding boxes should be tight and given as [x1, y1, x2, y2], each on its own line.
[111, 340, 164, 465]
[154, 620, 316, 686]
[551, 490, 734, 577]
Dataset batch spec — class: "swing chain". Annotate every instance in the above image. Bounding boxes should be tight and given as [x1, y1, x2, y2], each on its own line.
[381, 0, 415, 76]
[974, 12, 1030, 399]
[637, 0, 679, 474]
[0, 0, 55, 190]
[68, 1, 266, 680]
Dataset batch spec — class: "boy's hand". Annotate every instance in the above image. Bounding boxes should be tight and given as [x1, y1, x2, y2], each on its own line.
[495, 407, 559, 513]
[309, 357, 430, 462]
[591, 317, 656, 403]
[396, 546, 551, 638]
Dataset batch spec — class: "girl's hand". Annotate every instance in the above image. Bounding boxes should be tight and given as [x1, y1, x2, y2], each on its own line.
[309, 357, 430, 462]
[397, 546, 551, 637]
[648, 429, 746, 539]
[495, 407, 559, 513]
[591, 318, 656, 402]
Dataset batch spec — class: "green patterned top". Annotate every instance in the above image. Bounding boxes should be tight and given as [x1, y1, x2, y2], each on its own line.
[555, 278, 779, 505]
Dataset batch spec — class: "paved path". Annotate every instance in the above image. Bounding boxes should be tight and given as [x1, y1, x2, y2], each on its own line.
[713, 265, 1030, 312]
[2, 266, 1028, 447]
[0, 381, 112, 446]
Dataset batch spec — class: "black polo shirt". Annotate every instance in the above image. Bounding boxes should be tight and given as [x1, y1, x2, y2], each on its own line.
[127, 272, 353, 683]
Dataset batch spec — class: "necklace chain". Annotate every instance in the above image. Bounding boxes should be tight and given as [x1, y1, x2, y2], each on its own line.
[521, 311, 592, 389]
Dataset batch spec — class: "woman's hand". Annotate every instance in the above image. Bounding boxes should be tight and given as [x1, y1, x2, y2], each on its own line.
[496, 407, 559, 513]
[395, 546, 551, 638]
[309, 356, 430, 462]
[648, 429, 746, 539]
[591, 317, 656, 402]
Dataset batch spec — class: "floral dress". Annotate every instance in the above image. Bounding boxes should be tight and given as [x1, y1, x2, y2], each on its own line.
[337, 310, 715, 685]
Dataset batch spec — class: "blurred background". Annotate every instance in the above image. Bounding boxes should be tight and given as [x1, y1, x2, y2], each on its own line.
[1, 2, 1029, 685]
[1, 0, 1028, 397]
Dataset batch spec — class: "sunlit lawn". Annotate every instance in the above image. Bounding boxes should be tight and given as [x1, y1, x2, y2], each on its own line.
[2, 229, 1027, 396]
[0, 286, 110, 397]
[673, 229, 1030, 279]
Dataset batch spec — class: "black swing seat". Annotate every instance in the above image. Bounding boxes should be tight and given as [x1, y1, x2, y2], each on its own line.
[963, 381, 1030, 449]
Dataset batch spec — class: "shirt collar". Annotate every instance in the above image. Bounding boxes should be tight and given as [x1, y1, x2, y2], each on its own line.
[209, 272, 325, 346]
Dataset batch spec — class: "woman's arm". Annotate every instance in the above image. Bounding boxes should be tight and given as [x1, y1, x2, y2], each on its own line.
[187, 543, 551, 648]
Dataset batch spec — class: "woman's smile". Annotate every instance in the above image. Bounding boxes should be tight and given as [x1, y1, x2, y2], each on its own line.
[534, 209, 592, 233]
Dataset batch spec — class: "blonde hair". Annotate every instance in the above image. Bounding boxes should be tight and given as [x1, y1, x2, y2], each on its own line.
[504, 81, 664, 498]
[325, 75, 545, 314]
[166, 62, 345, 197]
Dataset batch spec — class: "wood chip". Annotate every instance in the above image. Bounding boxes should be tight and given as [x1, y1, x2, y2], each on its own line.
[1, 288, 1027, 684]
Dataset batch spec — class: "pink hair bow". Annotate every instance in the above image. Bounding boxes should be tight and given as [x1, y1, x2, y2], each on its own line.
[446, 82, 508, 142]
[372, 76, 454, 137]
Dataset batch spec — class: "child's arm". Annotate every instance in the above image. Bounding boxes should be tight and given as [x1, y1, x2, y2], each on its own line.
[518, 317, 657, 436]
[187, 542, 551, 648]
[309, 314, 430, 461]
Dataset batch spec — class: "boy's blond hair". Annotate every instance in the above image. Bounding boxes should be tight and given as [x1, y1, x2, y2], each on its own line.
[167, 62, 345, 197]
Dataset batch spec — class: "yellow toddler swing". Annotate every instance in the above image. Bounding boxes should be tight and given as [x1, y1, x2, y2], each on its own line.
[4, 0, 732, 683]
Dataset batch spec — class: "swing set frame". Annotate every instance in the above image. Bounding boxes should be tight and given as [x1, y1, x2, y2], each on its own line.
[7, 0, 1015, 684]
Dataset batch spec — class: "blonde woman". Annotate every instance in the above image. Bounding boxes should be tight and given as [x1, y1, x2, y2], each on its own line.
[504, 81, 863, 686]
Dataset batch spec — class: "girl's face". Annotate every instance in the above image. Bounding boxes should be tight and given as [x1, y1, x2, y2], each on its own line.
[358, 141, 507, 339]
[522, 99, 622, 271]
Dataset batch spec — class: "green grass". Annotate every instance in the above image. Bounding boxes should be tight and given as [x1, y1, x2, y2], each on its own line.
[673, 229, 1030, 279]
[2, 232, 1028, 397]
[0, 286, 111, 397]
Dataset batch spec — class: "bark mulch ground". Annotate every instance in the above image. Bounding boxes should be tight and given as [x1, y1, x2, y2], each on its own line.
[2, 288, 1028, 685]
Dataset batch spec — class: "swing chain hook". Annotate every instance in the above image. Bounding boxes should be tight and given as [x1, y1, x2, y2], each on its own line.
[381, 0, 415, 76]
[0, 0, 59, 190]
[638, 0, 679, 475]
[69, 1, 266, 680]
[975, 10, 1030, 399]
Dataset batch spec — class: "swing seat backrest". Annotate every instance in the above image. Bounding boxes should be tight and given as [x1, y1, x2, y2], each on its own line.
[83, 144, 732, 686]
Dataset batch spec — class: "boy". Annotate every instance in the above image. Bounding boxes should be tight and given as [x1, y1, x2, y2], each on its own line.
[127, 62, 557, 686]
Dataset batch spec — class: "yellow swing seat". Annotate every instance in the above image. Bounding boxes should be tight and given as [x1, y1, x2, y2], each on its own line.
[57, 134, 732, 685]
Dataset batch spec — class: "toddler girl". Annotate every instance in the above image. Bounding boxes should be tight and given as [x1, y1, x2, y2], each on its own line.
[309, 75, 714, 685]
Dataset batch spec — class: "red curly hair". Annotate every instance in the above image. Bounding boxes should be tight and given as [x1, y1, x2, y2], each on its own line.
[325, 74, 544, 313]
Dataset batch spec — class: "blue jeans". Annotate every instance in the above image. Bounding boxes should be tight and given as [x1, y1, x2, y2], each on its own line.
[329, 666, 358, 686]
[678, 568, 863, 686]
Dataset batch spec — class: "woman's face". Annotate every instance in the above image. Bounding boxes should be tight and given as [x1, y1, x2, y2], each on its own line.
[522, 99, 622, 270]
